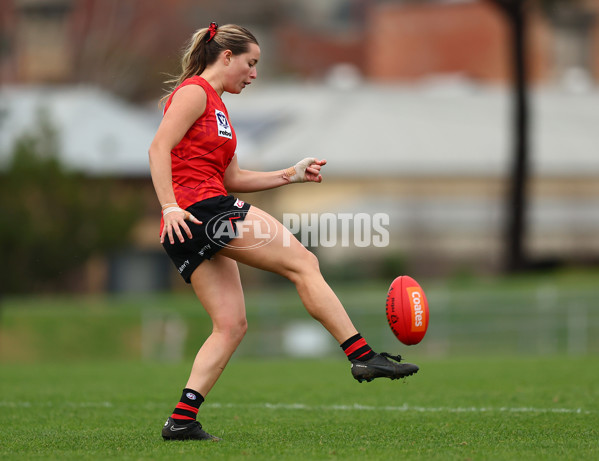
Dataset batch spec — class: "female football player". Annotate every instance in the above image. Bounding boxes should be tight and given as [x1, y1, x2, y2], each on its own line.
[148, 22, 418, 441]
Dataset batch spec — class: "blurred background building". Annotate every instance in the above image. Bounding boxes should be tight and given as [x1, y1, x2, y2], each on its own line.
[0, 0, 598, 293]
[3, 0, 598, 91]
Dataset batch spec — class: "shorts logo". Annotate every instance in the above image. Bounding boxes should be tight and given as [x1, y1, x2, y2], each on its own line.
[234, 199, 245, 208]
[198, 244, 211, 257]
[215, 110, 232, 139]
[178, 259, 190, 274]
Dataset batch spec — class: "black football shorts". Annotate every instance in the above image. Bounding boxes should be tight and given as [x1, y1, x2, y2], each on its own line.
[162, 195, 251, 283]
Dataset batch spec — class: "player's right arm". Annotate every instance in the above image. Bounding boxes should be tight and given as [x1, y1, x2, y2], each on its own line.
[148, 85, 206, 244]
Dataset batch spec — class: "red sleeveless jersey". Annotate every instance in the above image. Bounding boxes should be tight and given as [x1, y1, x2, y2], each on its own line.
[163, 76, 237, 210]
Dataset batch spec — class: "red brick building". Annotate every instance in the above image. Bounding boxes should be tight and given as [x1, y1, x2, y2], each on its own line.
[275, 0, 599, 86]
[0, 0, 281, 99]
[364, 1, 549, 84]
[1, 0, 597, 94]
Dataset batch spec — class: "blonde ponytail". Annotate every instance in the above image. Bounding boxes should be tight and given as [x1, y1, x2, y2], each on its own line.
[160, 24, 258, 106]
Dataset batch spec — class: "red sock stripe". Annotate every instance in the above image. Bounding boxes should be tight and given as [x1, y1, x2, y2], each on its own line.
[344, 338, 369, 357]
[175, 402, 199, 414]
[171, 414, 195, 421]
[356, 350, 372, 360]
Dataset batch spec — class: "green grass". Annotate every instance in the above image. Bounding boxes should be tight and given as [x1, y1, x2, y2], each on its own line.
[1, 273, 598, 459]
[2, 274, 599, 362]
[1, 357, 598, 460]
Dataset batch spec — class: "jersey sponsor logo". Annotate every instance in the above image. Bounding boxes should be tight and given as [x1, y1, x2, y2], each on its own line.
[215, 110, 232, 139]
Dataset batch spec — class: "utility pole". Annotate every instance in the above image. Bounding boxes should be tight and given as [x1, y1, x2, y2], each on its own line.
[487, 0, 531, 272]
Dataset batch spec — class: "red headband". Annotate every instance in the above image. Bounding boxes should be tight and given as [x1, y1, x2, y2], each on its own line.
[206, 22, 218, 42]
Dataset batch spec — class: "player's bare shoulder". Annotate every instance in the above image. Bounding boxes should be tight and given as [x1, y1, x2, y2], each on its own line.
[169, 84, 208, 120]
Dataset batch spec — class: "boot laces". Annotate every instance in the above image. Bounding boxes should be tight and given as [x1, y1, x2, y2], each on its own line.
[380, 352, 403, 362]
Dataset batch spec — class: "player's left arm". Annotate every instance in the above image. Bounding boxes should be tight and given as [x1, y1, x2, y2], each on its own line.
[224, 155, 325, 193]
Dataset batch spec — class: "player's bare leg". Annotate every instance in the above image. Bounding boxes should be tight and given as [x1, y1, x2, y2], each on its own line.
[162, 254, 246, 441]
[187, 254, 247, 397]
[219, 206, 358, 344]
[220, 206, 419, 381]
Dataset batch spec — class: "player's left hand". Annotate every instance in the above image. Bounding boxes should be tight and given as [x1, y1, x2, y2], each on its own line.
[286, 157, 326, 183]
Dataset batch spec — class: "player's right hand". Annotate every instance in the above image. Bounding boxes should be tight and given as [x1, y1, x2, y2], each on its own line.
[161, 207, 202, 244]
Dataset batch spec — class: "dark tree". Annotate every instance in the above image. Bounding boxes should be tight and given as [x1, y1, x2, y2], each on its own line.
[0, 109, 143, 293]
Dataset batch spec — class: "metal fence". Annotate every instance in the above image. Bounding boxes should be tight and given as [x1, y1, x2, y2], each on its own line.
[1, 284, 597, 362]
[139, 285, 599, 361]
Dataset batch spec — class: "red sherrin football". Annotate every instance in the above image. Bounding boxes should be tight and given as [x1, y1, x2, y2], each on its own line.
[385, 275, 429, 345]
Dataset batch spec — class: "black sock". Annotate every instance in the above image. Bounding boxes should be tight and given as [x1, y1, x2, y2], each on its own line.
[171, 388, 204, 424]
[340, 333, 376, 361]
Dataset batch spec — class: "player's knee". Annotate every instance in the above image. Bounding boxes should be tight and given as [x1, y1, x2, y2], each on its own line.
[230, 317, 248, 342]
[214, 315, 248, 343]
[303, 249, 320, 273]
[286, 247, 320, 284]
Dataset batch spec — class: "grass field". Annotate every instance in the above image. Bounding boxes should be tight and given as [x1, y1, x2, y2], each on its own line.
[1, 273, 598, 459]
[1, 356, 598, 460]
[2, 272, 599, 363]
